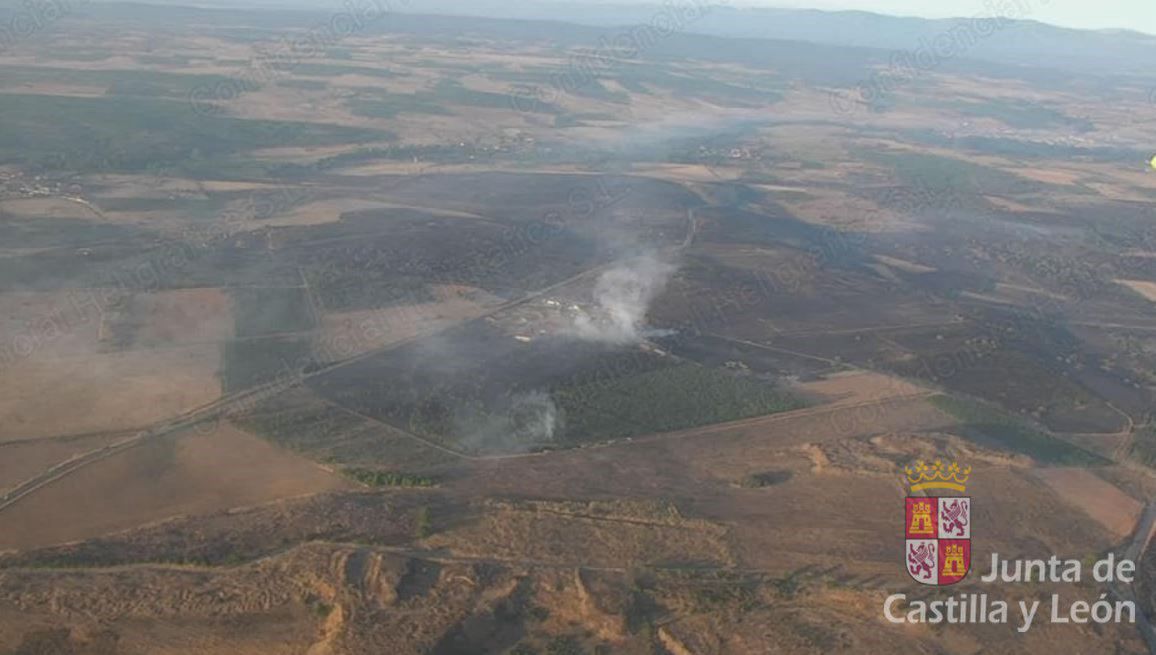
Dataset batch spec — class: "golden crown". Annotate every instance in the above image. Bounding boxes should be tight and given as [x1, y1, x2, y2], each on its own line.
[905, 460, 970, 493]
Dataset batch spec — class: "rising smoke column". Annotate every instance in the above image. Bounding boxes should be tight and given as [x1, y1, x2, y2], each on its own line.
[570, 252, 677, 345]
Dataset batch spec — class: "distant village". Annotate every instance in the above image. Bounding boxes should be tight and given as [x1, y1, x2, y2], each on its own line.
[0, 170, 73, 200]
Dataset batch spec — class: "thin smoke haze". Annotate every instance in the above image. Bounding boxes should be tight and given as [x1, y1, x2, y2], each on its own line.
[456, 391, 561, 451]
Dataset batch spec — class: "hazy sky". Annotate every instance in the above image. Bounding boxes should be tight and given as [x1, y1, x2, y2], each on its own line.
[727, 0, 1156, 34]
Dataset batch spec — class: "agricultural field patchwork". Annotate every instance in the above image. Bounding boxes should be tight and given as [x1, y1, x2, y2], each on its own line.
[0, 2, 1154, 653]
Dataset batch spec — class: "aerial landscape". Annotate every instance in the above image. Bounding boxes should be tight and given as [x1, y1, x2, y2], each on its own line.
[0, 0, 1155, 652]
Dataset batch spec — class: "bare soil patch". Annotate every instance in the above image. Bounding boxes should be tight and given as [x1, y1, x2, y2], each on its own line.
[1033, 467, 1142, 539]
[0, 423, 353, 550]
[0, 345, 222, 442]
[110, 288, 234, 348]
[779, 188, 909, 232]
[0, 291, 106, 358]
[259, 198, 490, 228]
[984, 195, 1062, 214]
[1084, 181, 1152, 203]
[0, 197, 101, 220]
[873, 254, 936, 273]
[244, 198, 393, 228]
[797, 370, 928, 406]
[1017, 167, 1084, 186]
[1117, 279, 1156, 303]
[632, 163, 746, 182]
[316, 285, 503, 359]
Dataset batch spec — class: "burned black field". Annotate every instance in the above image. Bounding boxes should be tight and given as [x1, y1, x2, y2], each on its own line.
[243, 171, 1156, 461]
[3, 163, 1147, 459]
[640, 188, 1156, 444]
[307, 319, 803, 455]
[155, 162, 1153, 465]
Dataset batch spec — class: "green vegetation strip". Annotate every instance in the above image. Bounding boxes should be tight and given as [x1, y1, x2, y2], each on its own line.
[946, 98, 1093, 131]
[555, 363, 805, 442]
[863, 150, 1044, 197]
[342, 468, 437, 488]
[928, 395, 1107, 466]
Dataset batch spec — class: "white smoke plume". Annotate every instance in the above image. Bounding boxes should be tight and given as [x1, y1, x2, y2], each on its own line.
[506, 391, 559, 442]
[569, 253, 677, 344]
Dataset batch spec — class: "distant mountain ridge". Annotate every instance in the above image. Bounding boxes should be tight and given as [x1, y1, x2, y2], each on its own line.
[70, 0, 1156, 76]
[392, 1, 1156, 75]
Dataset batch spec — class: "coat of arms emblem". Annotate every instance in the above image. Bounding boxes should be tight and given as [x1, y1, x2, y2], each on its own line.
[904, 460, 971, 586]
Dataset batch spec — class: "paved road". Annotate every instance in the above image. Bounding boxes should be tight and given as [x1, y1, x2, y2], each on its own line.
[0, 381, 282, 514]
[1107, 498, 1156, 654]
